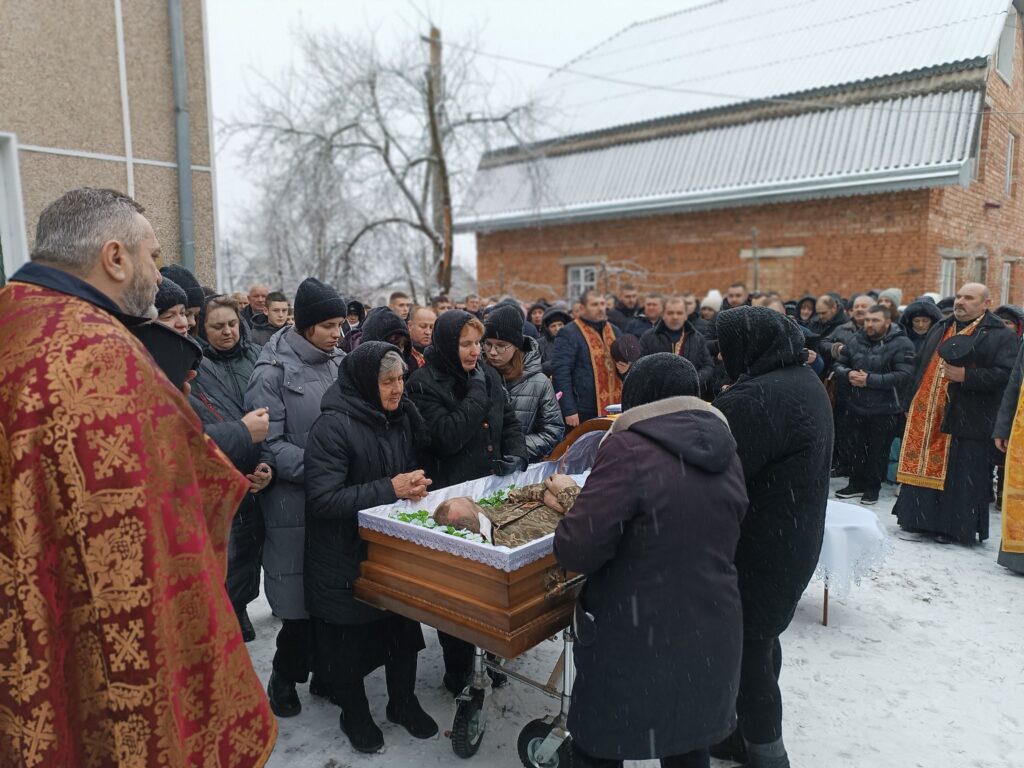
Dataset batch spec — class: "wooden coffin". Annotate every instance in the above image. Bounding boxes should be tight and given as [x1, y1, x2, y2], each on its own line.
[354, 528, 581, 659]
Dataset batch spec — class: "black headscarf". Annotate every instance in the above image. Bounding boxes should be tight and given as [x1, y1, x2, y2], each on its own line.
[340, 340, 403, 415]
[426, 309, 477, 382]
[621, 353, 700, 411]
[716, 305, 807, 381]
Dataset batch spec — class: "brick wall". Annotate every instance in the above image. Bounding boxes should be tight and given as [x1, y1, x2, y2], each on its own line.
[475, 21, 1024, 306]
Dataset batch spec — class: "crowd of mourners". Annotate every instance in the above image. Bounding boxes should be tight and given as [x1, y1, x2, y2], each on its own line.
[4, 188, 1024, 768]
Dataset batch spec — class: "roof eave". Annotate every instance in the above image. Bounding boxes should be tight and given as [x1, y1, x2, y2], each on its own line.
[454, 163, 969, 234]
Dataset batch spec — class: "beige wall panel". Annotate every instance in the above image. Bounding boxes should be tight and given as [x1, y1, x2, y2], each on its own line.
[133, 164, 216, 285]
[0, 1, 123, 155]
[123, 0, 211, 165]
[17, 152, 127, 251]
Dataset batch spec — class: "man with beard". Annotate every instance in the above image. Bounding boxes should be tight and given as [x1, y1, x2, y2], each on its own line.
[0, 188, 276, 766]
[832, 305, 915, 505]
[552, 290, 621, 426]
[608, 283, 643, 329]
[408, 305, 437, 367]
[712, 306, 833, 768]
[895, 283, 1017, 544]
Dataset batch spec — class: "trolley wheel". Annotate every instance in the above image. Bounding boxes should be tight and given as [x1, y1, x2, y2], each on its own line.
[517, 719, 574, 768]
[451, 688, 485, 759]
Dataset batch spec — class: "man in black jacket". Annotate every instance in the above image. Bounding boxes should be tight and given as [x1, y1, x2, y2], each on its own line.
[894, 283, 1018, 544]
[640, 296, 714, 392]
[833, 305, 915, 505]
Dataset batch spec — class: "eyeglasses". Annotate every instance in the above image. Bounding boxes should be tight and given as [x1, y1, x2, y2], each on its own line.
[483, 341, 513, 354]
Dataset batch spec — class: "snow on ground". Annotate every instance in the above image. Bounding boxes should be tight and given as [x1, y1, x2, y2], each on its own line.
[248, 480, 1024, 768]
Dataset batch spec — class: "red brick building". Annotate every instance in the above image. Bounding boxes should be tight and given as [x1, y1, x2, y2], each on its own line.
[458, 1, 1024, 305]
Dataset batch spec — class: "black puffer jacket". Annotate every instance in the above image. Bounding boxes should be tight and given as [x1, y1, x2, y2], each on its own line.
[898, 300, 944, 356]
[304, 342, 427, 625]
[639, 319, 714, 389]
[714, 307, 833, 639]
[832, 323, 916, 415]
[408, 310, 528, 489]
[910, 311, 1018, 440]
[499, 336, 564, 461]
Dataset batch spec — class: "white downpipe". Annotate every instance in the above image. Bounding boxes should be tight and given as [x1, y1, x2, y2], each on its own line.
[113, 0, 135, 198]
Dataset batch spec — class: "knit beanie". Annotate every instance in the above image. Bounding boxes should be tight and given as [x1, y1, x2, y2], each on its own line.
[154, 277, 188, 313]
[293, 277, 347, 331]
[159, 264, 205, 310]
[483, 304, 525, 349]
[879, 287, 903, 307]
[701, 290, 723, 311]
[622, 353, 700, 411]
[610, 333, 642, 364]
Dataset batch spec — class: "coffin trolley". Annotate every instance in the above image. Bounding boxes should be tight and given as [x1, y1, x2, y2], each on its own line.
[354, 422, 612, 765]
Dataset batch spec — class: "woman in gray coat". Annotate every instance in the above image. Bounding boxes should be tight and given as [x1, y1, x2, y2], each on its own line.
[245, 278, 345, 718]
[484, 305, 565, 461]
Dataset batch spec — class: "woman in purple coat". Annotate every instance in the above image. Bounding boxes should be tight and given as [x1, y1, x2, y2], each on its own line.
[550, 353, 748, 768]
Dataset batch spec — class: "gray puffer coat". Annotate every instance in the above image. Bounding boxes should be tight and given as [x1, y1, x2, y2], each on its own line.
[499, 336, 565, 461]
[244, 327, 343, 619]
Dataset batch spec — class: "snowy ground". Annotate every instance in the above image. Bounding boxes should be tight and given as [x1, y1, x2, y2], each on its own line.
[247, 479, 1024, 768]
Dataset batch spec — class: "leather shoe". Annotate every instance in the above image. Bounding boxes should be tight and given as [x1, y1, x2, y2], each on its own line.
[267, 671, 301, 718]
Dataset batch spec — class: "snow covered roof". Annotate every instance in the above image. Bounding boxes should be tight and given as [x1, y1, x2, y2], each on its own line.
[535, 0, 1010, 140]
[457, 89, 982, 231]
[456, 0, 1013, 231]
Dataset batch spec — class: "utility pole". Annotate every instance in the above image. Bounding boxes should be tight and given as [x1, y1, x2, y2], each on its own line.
[751, 227, 760, 292]
[424, 26, 454, 295]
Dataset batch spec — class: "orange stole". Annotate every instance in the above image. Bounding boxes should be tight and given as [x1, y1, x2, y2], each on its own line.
[574, 318, 622, 415]
[897, 318, 982, 490]
[1001, 381, 1024, 553]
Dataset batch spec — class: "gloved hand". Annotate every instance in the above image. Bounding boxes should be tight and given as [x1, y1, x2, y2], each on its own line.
[492, 455, 526, 476]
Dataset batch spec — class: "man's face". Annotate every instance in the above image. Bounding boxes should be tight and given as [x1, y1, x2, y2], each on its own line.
[581, 294, 607, 322]
[864, 312, 890, 340]
[851, 297, 873, 324]
[390, 297, 412, 320]
[621, 289, 639, 309]
[912, 315, 933, 335]
[643, 297, 663, 322]
[466, 296, 481, 313]
[434, 300, 452, 313]
[409, 308, 436, 347]
[816, 298, 837, 324]
[267, 300, 290, 328]
[122, 215, 162, 317]
[953, 283, 990, 322]
[662, 301, 686, 331]
[726, 286, 747, 307]
[682, 296, 697, 316]
[248, 285, 268, 312]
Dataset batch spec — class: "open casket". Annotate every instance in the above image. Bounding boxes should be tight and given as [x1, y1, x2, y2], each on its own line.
[354, 422, 610, 658]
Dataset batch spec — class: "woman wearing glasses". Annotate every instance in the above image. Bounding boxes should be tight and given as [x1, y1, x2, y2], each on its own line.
[407, 309, 528, 693]
[483, 304, 565, 461]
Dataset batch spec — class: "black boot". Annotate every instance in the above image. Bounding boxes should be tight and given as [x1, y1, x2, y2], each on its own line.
[309, 674, 338, 706]
[739, 738, 790, 768]
[336, 680, 384, 753]
[236, 608, 256, 642]
[709, 729, 747, 763]
[267, 670, 301, 718]
[385, 653, 438, 739]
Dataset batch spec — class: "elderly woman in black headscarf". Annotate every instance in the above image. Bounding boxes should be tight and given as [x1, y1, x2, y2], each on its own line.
[407, 309, 528, 693]
[711, 307, 833, 768]
[548, 354, 748, 768]
[304, 342, 437, 754]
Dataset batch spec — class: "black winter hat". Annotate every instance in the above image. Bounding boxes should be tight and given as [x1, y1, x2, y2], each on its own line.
[542, 307, 572, 329]
[160, 264, 205, 309]
[154, 277, 188, 314]
[622, 353, 700, 411]
[362, 307, 411, 346]
[484, 304, 525, 349]
[938, 335, 977, 366]
[293, 277, 346, 331]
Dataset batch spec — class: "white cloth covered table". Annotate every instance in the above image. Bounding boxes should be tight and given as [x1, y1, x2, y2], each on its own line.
[815, 500, 889, 596]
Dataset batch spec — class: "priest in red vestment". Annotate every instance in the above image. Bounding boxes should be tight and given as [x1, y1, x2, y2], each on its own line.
[0, 188, 276, 767]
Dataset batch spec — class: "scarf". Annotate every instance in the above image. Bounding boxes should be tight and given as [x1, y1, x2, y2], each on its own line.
[897, 316, 983, 489]
[574, 317, 622, 415]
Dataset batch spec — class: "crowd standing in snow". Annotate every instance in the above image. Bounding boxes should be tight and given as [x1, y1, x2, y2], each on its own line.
[3, 188, 1024, 768]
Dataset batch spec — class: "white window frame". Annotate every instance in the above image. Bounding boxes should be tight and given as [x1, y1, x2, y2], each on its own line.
[940, 258, 958, 297]
[566, 264, 598, 302]
[0, 133, 29, 287]
[997, 9, 1017, 84]
[1007, 132, 1017, 197]
[1002, 261, 1013, 305]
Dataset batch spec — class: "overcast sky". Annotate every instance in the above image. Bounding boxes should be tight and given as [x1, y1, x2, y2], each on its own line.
[205, 0, 690, 272]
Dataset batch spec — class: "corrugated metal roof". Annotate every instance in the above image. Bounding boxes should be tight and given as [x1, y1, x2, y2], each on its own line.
[456, 89, 982, 231]
[536, 0, 1009, 139]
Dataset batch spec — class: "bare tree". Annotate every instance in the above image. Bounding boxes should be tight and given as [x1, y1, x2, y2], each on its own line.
[228, 24, 538, 299]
